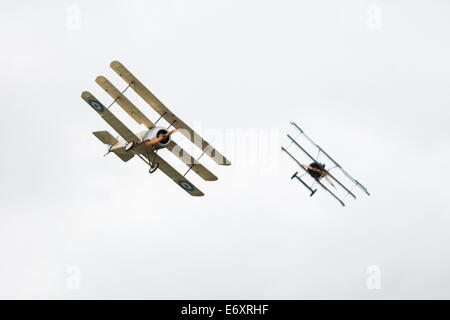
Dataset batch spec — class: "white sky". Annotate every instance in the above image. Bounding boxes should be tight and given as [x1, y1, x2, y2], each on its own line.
[1, 0, 449, 299]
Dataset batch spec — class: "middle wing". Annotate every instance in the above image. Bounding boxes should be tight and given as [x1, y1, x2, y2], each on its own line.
[110, 60, 231, 166]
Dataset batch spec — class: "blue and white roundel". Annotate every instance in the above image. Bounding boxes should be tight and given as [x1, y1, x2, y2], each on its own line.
[178, 179, 195, 191]
[88, 99, 105, 113]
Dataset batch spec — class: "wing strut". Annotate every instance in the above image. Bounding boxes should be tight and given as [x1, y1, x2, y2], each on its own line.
[291, 171, 317, 196]
[184, 149, 206, 177]
[110, 60, 231, 166]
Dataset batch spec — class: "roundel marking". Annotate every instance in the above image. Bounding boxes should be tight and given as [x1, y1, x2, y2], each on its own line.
[178, 179, 195, 191]
[88, 99, 105, 113]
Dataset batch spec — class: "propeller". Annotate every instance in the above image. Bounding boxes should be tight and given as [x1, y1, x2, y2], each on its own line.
[298, 162, 336, 189]
[144, 129, 177, 146]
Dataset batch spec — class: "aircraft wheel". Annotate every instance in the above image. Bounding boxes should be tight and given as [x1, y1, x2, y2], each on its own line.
[125, 141, 134, 152]
[149, 162, 159, 174]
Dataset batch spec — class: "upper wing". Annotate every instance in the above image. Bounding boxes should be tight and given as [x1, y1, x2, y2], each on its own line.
[94, 77, 218, 181]
[81, 91, 141, 143]
[143, 148, 204, 197]
[166, 141, 217, 181]
[95, 76, 154, 128]
[110, 60, 231, 166]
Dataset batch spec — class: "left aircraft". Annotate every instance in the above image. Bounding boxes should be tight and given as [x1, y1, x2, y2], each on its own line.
[81, 61, 231, 197]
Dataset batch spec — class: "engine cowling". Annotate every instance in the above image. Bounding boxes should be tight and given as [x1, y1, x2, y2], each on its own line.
[143, 126, 171, 149]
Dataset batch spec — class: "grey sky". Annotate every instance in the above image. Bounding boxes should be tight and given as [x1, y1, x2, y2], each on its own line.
[1, 0, 449, 299]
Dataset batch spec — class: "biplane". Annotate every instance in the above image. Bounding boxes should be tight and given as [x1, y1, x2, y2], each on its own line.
[281, 122, 370, 206]
[81, 61, 231, 197]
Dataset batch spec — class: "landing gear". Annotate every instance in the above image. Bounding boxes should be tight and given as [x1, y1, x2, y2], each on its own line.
[146, 150, 159, 174]
[125, 141, 134, 152]
[149, 162, 159, 174]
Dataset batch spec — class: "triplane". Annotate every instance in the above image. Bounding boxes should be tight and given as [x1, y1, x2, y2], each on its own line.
[282, 122, 370, 206]
[81, 61, 230, 197]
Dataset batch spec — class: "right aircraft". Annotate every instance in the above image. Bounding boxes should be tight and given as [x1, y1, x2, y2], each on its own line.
[282, 122, 370, 206]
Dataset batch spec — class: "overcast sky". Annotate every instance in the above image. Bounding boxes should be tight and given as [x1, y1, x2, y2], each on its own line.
[1, 0, 449, 299]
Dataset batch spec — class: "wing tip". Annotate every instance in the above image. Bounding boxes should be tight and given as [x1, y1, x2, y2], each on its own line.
[220, 159, 232, 166]
[110, 60, 122, 69]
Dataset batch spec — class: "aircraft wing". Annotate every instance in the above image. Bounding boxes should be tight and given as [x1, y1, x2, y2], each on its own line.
[143, 148, 204, 197]
[290, 121, 370, 196]
[81, 91, 141, 144]
[92, 130, 134, 162]
[110, 60, 231, 166]
[286, 133, 356, 199]
[315, 179, 345, 207]
[113, 148, 135, 162]
[166, 141, 217, 181]
[95, 76, 154, 128]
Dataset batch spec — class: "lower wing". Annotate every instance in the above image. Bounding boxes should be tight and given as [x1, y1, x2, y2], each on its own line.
[142, 148, 204, 197]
